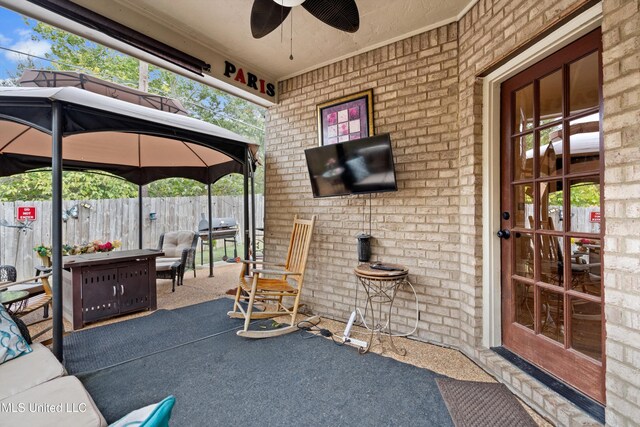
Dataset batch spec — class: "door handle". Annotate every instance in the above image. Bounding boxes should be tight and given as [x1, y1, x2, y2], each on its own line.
[113, 285, 117, 297]
[120, 284, 125, 295]
[497, 229, 511, 239]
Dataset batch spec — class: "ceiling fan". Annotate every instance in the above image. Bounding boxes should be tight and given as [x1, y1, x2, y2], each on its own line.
[250, 0, 360, 39]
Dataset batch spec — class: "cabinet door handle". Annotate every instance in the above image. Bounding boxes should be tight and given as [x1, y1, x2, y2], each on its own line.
[120, 284, 125, 295]
[113, 285, 117, 297]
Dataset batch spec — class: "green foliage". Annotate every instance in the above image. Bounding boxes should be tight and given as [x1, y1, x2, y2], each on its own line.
[0, 172, 259, 201]
[62, 172, 138, 199]
[32, 22, 140, 83]
[28, 21, 266, 146]
[0, 171, 137, 201]
[147, 178, 207, 198]
[146, 174, 260, 197]
[548, 182, 600, 208]
[2, 21, 265, 201]
[212, 175, 245, 196]
[571, 184, 600, 207]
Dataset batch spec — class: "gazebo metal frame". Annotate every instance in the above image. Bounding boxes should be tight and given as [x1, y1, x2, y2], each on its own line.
[0, 86, 259, 361]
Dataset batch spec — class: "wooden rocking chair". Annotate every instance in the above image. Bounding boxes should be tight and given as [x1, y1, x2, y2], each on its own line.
[228, 215, 317, 338]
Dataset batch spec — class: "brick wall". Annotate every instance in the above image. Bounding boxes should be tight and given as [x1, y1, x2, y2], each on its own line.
[265, 23, 462, 347]
[601, 1, 640, 425]
[456, 0, 595, 354]
[265, 0, 639, 425]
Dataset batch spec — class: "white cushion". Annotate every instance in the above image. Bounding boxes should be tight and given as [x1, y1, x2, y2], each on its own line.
[1, 376, 106, 427]
[155, 263, 176, 272]
[0, 343, 65, 401]
[156, 257, 181, 263]
[161, 231, 195, 258]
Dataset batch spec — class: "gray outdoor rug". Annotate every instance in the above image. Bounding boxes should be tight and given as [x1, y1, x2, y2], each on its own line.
[436, 378, 537, 427]
[64, 299, 247, 374]
[71, 300, 454, 426]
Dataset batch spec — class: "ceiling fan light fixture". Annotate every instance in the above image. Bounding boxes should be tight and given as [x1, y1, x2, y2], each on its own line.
[275, 0, 305, 6]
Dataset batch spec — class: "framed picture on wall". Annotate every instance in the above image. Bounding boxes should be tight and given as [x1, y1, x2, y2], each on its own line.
[316, 89, 373, 146]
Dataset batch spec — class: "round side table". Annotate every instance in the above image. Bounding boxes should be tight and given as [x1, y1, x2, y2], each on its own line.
[0, 290, 30, 314]
[354, 263, 411, 355]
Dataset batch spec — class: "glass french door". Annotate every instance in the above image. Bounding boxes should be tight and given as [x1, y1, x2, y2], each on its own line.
[500, 29, 604, 402]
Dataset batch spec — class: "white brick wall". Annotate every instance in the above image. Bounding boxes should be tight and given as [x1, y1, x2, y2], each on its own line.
[266, 23, 462, 347]
[265, 0, 640, 425]
[602, 1, 640, 425]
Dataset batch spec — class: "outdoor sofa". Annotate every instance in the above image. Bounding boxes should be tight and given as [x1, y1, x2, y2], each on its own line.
[0, 342, 107, 426]
[0, 309, 175, 426]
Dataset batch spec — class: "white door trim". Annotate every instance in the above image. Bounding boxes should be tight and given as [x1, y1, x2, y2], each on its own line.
[481, 3, 603, 348]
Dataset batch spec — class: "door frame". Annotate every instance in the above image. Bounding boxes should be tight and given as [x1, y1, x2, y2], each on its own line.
[481, 3, 603, 348]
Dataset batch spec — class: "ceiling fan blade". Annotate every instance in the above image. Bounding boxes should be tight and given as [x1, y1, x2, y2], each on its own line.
[302, 0, 359, 33]
[251, 0, 291, 39]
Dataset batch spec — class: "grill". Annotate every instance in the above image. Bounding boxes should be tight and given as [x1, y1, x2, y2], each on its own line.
[198, 215, 239, 263]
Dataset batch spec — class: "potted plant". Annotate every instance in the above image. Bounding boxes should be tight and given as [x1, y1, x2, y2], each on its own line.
[33, 244, 53, 267]
[34, 240, 122, 265]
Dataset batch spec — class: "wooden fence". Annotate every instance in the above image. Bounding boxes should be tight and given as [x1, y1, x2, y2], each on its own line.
[0, 195, 263, 279]
[523, 205, 601, 234]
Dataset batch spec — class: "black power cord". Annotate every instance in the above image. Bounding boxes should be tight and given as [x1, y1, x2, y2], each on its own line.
[296, 319, 344, 346]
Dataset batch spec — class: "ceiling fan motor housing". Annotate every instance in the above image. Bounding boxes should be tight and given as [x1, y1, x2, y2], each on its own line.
[252, 0, 360, 39]
[275, 0, 305, 6]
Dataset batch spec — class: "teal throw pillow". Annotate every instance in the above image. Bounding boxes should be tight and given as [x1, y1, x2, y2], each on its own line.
[109, 395, 176, 427]
[0, 303, 32, 364]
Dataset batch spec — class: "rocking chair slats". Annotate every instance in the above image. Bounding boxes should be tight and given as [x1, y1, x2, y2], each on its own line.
[227, 215, 316, 338]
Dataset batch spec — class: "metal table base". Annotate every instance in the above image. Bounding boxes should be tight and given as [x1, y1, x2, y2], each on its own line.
[354, 264, 412, 355]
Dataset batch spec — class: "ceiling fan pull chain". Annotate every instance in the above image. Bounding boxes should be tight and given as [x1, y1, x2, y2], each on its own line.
[289, 7, 294, 60]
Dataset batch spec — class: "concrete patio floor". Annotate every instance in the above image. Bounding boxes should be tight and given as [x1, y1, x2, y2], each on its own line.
[24, 262, 550, 426]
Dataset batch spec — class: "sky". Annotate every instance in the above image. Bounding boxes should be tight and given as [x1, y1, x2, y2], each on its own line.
[0, 6, 52, 80]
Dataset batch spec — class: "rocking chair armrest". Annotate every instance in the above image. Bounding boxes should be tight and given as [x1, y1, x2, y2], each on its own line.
[240, 260, 285, 267]
[240, 260, 285, 277]
[0, 272, 52, 291]
[250, 268, 301, 276]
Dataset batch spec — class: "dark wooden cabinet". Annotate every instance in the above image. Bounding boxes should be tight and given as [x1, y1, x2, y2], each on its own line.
[118, 263, 153, 314]
[62, 249, 163, 330]
[80, 266, 120, 324]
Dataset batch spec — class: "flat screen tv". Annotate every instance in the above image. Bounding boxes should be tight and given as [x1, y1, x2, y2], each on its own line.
[304, 134, 398, 198]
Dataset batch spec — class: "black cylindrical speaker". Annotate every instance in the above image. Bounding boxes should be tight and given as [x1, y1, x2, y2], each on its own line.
[357, 233, 371, 262]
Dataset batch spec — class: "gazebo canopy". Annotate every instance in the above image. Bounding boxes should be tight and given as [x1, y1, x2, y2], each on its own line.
[0, 84, 260, 361]
[19, 69, 189, 115]
[0, 86, 259, 185]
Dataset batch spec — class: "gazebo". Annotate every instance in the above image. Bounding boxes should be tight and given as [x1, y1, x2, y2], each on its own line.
[0, 85, 260, 360]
